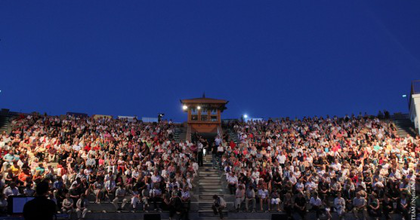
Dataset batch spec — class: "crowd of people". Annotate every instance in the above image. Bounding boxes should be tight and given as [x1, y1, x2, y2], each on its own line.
[209, 113, 420, 220]
[1, 112, 420, 220]
[0, 114, 197, 220]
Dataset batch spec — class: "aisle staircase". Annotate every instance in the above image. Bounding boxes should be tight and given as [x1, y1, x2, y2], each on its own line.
[173, 126, 187, 143]
[225, 128, 239, 144]
[393, 118, 417, 137]
[197, 155, 231, 220]
[0, 115, 12, 134]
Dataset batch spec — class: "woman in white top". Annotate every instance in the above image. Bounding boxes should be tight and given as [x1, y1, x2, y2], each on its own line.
[258, 185, 269, 212]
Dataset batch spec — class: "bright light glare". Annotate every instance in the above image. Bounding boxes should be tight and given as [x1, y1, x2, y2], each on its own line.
[402, 94, 407, 98]
[182, 105, 188, 110]
[197, 106, 201, 110]
[244, 114, 248, 119]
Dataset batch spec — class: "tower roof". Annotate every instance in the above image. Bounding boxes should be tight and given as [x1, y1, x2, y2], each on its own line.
[180, 97, 228, 104]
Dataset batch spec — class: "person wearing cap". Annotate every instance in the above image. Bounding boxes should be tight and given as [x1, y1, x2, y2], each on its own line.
[23, 181, 56, 220]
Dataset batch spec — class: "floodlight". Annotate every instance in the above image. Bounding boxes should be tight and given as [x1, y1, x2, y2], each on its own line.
[244, 114, 248, 119]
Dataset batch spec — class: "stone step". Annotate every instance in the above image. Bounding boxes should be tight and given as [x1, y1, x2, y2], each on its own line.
[198, 184, 222, 189]
[199, 176, 222, 180]
[200, 168, 219, 172]
[198, 201, 234, 209]
[198, 210, 229, 217]
[199, 172, 219, 175]
[200, 187, 225, 194]
[199, 195, 226, 200]
[200, 177, 222, 181]
[201, 164, 212, 167]
[199, 203, 213, 209]
[199, 191, 231, 195]
[199, 180, 223, 184]
[199, 170, 220, 174]
[199, 182, 223, 186]
[198, 174, 220, 177]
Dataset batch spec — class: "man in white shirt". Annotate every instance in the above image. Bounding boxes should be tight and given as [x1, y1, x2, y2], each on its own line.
[215, 136, 222, 147]
[310, 192, 323, 220]
[334, 192, 346, 218]
[72, 142, 81, 152]
[352, 192, 368, 220]
[3, 182, 19, 198]
[227, 172, 238, 195]
[112, 185, 129, 211]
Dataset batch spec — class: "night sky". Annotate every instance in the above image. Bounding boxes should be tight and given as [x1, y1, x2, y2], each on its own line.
[1, 1, 420, 122]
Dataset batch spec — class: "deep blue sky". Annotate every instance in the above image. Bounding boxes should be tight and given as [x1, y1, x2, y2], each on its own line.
[1, 1, 420, 121]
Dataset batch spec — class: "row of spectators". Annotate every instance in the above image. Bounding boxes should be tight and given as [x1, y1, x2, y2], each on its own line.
[0, 114, 197, 219]
[2, 112, 420, 220]
[210, 114, 420, 220]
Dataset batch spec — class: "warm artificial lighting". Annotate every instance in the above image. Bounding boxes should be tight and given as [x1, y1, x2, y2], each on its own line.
[182, 105, 188, 110]
[197, 106, 201, 110]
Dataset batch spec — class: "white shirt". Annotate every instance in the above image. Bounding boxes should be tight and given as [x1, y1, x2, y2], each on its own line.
[310, 197, 322, 207]
[258, 189, 269, 199]
[227, 175, 238, 185]
[3, 186, 19, 198]
[334, 197, 345, 208]
[277, 155, 286, 164]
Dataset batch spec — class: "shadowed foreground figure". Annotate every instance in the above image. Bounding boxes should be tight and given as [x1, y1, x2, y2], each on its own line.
[23, 181, 56, 220]
[212, 195, 227, 220]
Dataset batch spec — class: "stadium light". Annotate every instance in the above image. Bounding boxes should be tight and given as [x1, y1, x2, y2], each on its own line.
[244, 114, 248, 119]
[182, 105, 188, 110]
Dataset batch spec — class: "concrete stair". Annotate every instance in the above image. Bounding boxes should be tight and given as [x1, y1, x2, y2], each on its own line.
[173, 126, 186, 143]
[197, 155, 232, 218]
[0, 115, 12, 134]
[226, 128, 240, 144]
[393, 118, 417, 137]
